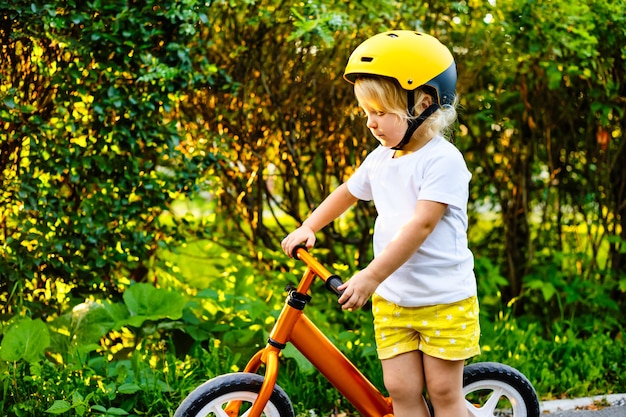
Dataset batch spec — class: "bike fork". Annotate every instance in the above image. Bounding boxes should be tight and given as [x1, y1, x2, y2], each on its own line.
[238, 315, 393, 417]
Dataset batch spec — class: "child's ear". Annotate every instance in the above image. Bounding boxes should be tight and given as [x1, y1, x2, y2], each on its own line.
[421, 94, 433, 110]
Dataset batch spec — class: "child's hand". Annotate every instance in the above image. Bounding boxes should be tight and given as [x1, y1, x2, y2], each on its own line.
[337, 270, 380, 310]
[281, 226, 316, 257]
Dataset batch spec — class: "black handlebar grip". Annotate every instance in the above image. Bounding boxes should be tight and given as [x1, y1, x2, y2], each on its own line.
[326, 274, 372, 311]
[291, 244, 308, 259]
[325, 275, 345, 298]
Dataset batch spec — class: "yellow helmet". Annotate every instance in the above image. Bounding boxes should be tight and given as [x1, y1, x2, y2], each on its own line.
[343, 30, 456, 106]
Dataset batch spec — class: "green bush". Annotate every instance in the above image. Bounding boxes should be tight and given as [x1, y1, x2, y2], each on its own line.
[476, 310, 625, 400]
[1, 242, 625, 416]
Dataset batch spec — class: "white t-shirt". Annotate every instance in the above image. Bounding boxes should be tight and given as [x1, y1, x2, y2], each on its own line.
[346, 136, 477, 307]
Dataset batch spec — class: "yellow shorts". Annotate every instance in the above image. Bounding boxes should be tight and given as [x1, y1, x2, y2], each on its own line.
[373, 294, 481, 361]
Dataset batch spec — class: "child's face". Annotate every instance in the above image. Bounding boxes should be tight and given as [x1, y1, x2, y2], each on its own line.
[360, 104, 406, 148]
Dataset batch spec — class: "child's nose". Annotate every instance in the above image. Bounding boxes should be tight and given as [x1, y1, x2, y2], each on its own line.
[366, 116, 377, 129]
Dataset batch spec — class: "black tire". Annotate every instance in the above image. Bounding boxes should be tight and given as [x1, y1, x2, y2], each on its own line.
[174, 373, 295, 417]
[463, 362, 540, 417]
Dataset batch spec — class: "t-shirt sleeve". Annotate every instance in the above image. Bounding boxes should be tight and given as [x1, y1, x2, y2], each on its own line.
[417, 150, 471, 210]
[346, 152, 375, 201]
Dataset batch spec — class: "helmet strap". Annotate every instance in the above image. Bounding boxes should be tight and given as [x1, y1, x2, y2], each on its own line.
[392, 93, 440, 150]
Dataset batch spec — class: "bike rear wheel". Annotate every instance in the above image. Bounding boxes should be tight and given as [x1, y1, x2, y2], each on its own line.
[174, 373, 295, 417]
[463, 362, 540, 417]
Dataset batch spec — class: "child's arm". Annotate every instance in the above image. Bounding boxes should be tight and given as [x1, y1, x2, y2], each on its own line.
[281, 183, 358, 257]
[338, 199, 447, 309]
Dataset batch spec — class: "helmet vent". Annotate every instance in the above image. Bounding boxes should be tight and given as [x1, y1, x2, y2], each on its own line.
[361, 57, 374, 62]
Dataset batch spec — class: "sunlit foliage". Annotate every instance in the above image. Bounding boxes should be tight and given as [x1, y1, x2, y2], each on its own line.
[1, 0, 625, 415]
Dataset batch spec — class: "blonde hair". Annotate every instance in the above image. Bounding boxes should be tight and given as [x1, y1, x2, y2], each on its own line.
[354, 76, 458, 140]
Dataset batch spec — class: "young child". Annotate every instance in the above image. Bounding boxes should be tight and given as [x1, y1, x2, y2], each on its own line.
[281, 30, 480, 417]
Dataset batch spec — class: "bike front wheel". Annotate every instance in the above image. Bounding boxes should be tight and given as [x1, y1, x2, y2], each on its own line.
[174, 373, 295, 417]
[463, 362, 540, 417]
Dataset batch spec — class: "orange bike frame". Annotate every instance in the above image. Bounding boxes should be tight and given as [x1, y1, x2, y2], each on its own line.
[239, 247, 393, 417]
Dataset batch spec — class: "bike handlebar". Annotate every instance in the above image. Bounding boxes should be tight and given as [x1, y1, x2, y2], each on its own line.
[324, 275, 345, 297]
[293, 245, 372, 311]
[290, 244, 306, 260]
[293, 245, 346, 297]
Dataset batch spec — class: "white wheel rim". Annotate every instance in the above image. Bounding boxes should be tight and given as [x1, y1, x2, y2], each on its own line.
[463, 379, 528, 417]
[194, 391, 283, 417]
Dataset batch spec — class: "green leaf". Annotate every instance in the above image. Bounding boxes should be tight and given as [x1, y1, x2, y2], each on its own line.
[3, 96, 16, 109]
[117, 382, 142, 394]
[282, 343, 315, 375]
[0, 317, 50, 362]
[45, 400, 72, 414]
[120, 283, 186, 327]
[103, 407, 129, 415]
[75, 404, 87, 417]
[526, 279, 557, 301]
[71, 300, 129, 345]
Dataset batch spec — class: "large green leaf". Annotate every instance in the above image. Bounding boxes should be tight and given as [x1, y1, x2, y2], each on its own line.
[0, 317, 50, 363]
[121, 283, 186, 327]
[45, 400, 72, 414]
[72, 300, 130, 345]
[282, 343, 315, 375]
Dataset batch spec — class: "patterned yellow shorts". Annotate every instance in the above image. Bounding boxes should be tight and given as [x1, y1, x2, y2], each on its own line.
[372, 294, 481, 361]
